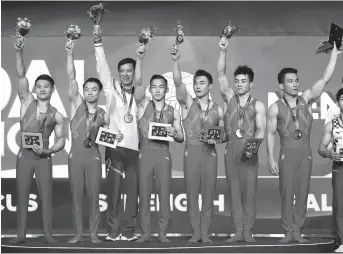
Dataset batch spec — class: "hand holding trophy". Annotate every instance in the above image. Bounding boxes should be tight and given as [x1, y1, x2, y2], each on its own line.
[315, 23, 343, 55]
[137, 25, 158, 50]
[172, 20, 184, 52]
[219, 36, 229, 51]
[136, 43, 147, 59]
[220, 21, 242, 40]
[87, 3, 108, 43]
[64, 24, 82, 51]
[14, 17, 32, 50]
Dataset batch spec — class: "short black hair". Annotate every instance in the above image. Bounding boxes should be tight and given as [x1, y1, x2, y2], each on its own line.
[194, 69, 213, 84]
[150, 74, 168, 87]
[234, 65, 254, 82]
[35, 74, 55, 87]
[278, 68, 298, 84]
[336, 88, 343, 101]
[83, 77, 103, 91]
[117, 58, 136, 71]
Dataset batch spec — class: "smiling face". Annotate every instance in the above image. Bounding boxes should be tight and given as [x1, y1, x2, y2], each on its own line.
[35, 79, 54, 101]
[234, 74, 253, 96]
[193, 75, 211, 98]
[118, 63, 135, 87]
[280, 73, 300, 97]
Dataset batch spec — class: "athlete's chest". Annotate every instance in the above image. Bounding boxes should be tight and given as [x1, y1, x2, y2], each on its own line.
[225, 101, 256, 123]
[278, 101, 311, 121]
[188, 103, 219, 125]
[21, 106, 55, 132]
[139, 103, 173, 126]
[71, 104, 104, 130]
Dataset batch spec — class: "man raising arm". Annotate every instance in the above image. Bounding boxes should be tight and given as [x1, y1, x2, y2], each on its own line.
[93, 24, 139, 241]
[171, 46, 225, 243]
[266, 42, 341, 243]
[217, 36, 266, 243]
[10, 32, 65, 244]
[136, 73, 184, 243]
[65, 38, 123, 244]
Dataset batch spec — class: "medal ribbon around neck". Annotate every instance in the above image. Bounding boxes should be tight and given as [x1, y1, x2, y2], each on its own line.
[196, 98, 211, 129]
[152, 100, 166, 123]
[113, 81, 135, 116]
[282, 95, 300, 130]
[236, 95, 251, 128]
[85, 102, 99, 139]
[37, 104, 52, 133]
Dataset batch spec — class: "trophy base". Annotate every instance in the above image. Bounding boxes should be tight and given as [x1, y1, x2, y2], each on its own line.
[315, 41, 333, 54]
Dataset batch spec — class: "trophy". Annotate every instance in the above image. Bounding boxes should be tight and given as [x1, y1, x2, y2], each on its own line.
[64, 24, 82, 50]
[315, 23, 343, 54]
[13, 17, 32, 50]
[173, 20, 184, 51]
[220, 21, 242, 39]
[138, 25, 158, 48]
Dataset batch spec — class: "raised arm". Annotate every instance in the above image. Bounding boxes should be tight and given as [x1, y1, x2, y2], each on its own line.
[15, 43, 34, 110]
[302, 42, 341, 104]
[170, 47, 193, 108]
[266, 103, 279, 175]
[93, 25, 115, 111]
[171, 108, 184, 143]
[255, 100, 267, 140]
[134, 45, 148, 106]
[66, 42, 83, 116]
[217, 37, 235, 104]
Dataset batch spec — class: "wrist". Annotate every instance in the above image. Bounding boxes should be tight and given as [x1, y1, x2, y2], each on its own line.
[46, 149, 53, 156]
[93, 37, 102, 44]
[325, 150, 332, 159]
[173, 131, 177, 138]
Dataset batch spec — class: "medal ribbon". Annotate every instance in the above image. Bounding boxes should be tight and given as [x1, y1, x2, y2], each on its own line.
[236, 95, 251, 129]
[85, 102, 99, 140]
[152, 100, 166, 123]
[113, 80, 135, 116]
[282, 95, 300, 130]
[37, 104, 52, 134]
[196, 98, 211, 129]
